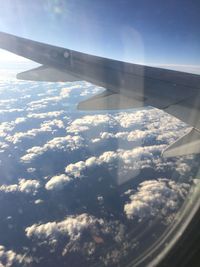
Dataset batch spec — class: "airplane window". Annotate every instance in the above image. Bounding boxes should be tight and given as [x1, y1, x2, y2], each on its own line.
[0, 1, 199, 267]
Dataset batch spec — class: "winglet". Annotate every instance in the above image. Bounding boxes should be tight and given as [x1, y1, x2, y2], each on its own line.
[163, 128, 200, 158]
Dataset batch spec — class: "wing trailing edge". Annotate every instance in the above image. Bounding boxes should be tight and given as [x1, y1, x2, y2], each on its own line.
[163, 128, 200, 157]
[77, 90, 145, 110]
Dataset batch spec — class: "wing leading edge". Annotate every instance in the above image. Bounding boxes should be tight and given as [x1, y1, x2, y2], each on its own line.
[0, 31, 200, 157]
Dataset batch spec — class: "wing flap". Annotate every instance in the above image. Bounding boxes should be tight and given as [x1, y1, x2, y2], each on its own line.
[78, 90, 144, 110]
[163, 128, 200, 157]
[17, 65, 80, 82]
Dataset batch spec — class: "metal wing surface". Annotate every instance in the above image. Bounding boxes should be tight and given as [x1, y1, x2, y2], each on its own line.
[0, 31, 200, 157]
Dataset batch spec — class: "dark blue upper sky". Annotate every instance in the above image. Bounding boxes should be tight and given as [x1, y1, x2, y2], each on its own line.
[0, 0, 200, 66]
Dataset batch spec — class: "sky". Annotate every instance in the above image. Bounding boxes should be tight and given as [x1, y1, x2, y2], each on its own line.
[0, 0, 200, 73]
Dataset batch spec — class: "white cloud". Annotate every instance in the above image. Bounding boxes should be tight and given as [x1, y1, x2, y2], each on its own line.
[21, 135, 84, 163]
[114, 109, 151, 128]
[0, 179, 40, 195]
[25, 82, 99, 111]
[41, 145, 190, 193]
[0, 98, 18, 107]
[14, 117, 27, 124]
[0, 122, 15, 137]
[0, 142, 9, 152]
[94, 129, 150, 144]
[64, 145, 165, 186]
[27, 96, 61, 110]
[34, 199, 43, 205]
[0, 109, 23, 115]
[62, 146, 193, 188]
[6, 119, 65, 144]
[124, 179, 190, 222]
[67, 109, 189, 153]
[27, 97, 62, 111]
[45, 174, 71, 190]
[42, 106, 193, 190]
[67, 114, 116, 133]
[79, 86, 101, 96]
[25, 213, 128, 264]
[175, 161, 192, 176]
[0, 118, 27, 139]
[0, 245, 31, 267]
[27, 111, 64, 119]
[27, 168, 36, 173]
[40, 119, 65, 130]
[25, 213, 103, 241]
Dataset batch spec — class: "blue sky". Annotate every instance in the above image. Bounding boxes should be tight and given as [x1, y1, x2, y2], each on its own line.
[0, 0, 200, 73]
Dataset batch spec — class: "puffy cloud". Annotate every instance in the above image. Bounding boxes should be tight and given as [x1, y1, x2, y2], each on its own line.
[59, 82, 102, 98]
[0, 80, 196, 266]
[66, 114, 116, 133]
[27, 96, 62, 111]
[38, 106, 194, 191]
[94, 129, 150, 143]
[90, 109, 189, 145]
[79, 86, 101, 96]
[0, 118, 27, 138]
[0, 122, 15, 137]
[62, 143, 193, 188]
[14, 117, 27, 124]
[21, 135, 84, 163]
[45, 145, 190, 193]
[0, 245, 31, 267]
[0, 99, 17, 105]
[26, 102, 47, 111]
[34, 199, 43, 205]
[124, 179, 190, 221]
[0, 109, 23, 115]
[25, 213, 103, 241]
[26, 82, 100, 112]
[37, 119, 64, 130]
[6, 119, 65, 144]
[25, 213, 128, 265]
[0, 179, 40, 195]
[45, 174, 71, 190]
[18, 179, 41, 194]
[114, 108, 185, 130]
[0, 142, 9, 152]
[59, 87, 74, 98]
[0, 99, 18, 110]
[175, 162, 192, 176]
[64, 145, 165, 185]
[114, 109, 151, 128]
[27, 111, 64, 119]
[65, 109, 189, 163]
[27, 168, 36, 173]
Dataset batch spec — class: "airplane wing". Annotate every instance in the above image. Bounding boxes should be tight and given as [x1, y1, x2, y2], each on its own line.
[0, 31, 200, 157]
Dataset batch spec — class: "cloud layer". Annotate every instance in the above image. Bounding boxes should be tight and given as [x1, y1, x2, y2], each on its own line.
[0, 79, 196, 267]
[0, 245, 31, 267]
[21, 135, 84, 162]
[25, 213, 103, 241]
[0, 179, 40, 195]
[124, 178, 190, 221]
